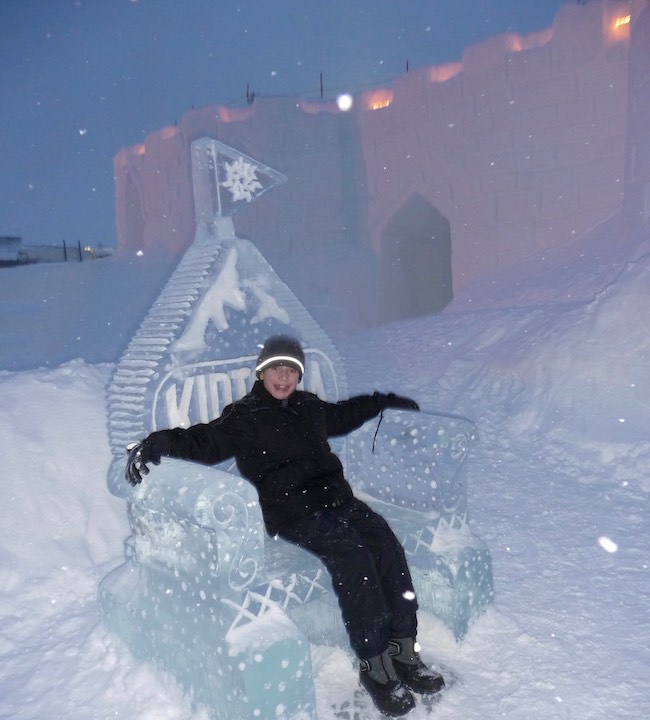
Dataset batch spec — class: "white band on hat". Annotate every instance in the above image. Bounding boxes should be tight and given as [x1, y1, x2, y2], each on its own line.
[255, 355, 305, 375]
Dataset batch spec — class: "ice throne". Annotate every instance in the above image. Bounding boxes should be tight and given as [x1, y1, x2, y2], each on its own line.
[99, 139, 493, 720]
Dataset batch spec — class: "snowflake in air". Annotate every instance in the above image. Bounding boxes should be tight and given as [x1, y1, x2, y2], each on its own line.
[220, 156, 263, 203]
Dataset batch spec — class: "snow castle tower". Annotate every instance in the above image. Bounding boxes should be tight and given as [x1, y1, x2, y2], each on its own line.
[99, 139, 492, 719]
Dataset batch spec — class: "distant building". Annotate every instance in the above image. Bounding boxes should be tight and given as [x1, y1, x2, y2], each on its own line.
[0, 236, 25, 264]
[0, 236, 112, 266]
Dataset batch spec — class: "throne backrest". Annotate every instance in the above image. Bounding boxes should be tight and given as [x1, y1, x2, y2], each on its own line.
[106, 139, 347, 498]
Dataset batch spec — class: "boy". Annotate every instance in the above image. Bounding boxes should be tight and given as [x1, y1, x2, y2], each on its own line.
[125, 334, 445, 716]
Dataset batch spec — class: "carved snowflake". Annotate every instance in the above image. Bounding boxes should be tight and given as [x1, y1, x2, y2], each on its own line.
[220, 156, 263, 203]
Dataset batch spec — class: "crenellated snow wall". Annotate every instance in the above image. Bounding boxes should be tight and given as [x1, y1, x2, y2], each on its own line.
[113, 0, 647, 332]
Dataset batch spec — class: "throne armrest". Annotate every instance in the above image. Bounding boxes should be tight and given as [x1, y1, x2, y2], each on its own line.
[125, 459, 266, 594]
[346, 408, 477, 525]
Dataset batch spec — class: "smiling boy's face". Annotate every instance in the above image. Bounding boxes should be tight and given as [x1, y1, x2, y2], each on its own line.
[261, 364, 300, 400]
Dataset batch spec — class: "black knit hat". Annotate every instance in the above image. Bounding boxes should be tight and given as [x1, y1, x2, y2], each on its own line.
[255, 334, 305, 380]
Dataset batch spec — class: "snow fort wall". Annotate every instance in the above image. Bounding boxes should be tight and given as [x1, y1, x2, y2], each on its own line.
[100, 140, 493, 718]
[358, 0, 632, 289]
[624, 0, 650, 223]
[113, 0, 637, 330]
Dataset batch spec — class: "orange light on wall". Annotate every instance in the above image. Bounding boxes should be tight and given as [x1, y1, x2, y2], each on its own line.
[218, 105, 255, 123]
[605, 12, 631, 44]
[518, 27, 553, 52]
[299, 99, 340, 114]
[427, 62, 463, 84]
[363, 89, 393, 111]
[160, 125, 179, 140]
[114, 149, 129, 168]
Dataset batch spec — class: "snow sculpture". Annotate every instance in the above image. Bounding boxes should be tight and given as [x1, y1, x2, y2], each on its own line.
[99, 138, 492, 719]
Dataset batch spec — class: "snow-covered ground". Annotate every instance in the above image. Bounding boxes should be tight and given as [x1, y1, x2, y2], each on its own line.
[1, 215, 649, 719]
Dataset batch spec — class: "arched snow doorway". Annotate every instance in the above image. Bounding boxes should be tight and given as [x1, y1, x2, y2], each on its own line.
[378, 194, 452, 324]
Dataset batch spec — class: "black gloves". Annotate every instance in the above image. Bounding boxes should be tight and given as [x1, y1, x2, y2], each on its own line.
[125, 431, 170, 486]
[374, 392, 420, 412]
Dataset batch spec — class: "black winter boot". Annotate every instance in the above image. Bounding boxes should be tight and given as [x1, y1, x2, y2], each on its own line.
[359, 650, 416, 717]
[388, 638, 445, 695]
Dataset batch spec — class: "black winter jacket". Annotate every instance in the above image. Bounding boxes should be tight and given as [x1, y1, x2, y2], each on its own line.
[149, 381, 385, 535]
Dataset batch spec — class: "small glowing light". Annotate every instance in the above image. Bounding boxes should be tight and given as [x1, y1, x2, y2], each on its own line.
[402, 590, 416, 601]
[607, 14, 631, 44]
[363, 89, 393, 111]
[336, 94, 354, 112]
[136, 250, 144, 257]
[598, 536, 618, 553]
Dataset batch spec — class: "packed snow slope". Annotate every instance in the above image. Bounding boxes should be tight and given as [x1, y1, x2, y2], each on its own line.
[1, 219, 649, 719]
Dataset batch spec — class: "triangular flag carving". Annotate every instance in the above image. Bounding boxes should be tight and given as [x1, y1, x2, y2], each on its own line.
[191, 138, 287, 222]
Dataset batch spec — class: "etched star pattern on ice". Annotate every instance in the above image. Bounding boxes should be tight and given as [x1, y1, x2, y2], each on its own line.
[220, 156, 263, 202]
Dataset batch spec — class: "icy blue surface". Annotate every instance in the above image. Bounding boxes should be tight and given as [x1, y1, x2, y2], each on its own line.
[99, 138, 493, 719]
[100, 410, 491, 717]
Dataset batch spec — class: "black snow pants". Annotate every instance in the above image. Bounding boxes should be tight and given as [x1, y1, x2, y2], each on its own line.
[278, 497, 418, 660]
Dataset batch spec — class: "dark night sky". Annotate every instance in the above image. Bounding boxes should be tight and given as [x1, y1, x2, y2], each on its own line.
[1, 0, 569, 248]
